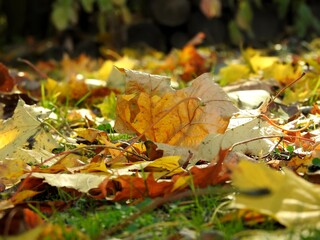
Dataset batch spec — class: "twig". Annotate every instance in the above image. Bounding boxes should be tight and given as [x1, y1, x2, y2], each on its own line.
[260, 114, 310, 133]
[17, 58, 48, 79]
[266, 72, 306, 110]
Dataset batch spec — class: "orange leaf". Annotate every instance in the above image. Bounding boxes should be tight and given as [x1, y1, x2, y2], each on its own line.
[100, 173, 173, 201]
[0, 207, 43, 235]
[115, 71, 237, 148]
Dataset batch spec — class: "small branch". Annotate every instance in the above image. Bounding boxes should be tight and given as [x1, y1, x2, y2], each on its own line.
[17, 58, 48, 79]
[260, 114, 311, 133]
[266, 72, 306, 110]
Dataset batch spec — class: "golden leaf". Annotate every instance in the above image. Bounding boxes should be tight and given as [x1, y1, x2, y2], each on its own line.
[115, 71, 238, 148]
[231, 160, 320, 227]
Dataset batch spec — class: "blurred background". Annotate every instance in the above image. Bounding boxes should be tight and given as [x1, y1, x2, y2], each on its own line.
[0, 0, 320, 62]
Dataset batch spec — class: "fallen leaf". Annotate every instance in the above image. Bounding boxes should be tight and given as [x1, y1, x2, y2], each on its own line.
[29, 173, 107, 194]
[0, 62, 15, 92]
[99, 173, 173, 201]
[96, 56, 136, 81]
[0, 100, 51, 162]
[144, 156, 185, 177]
[0, 159, 27, 188]
[231, 160, 320, 227]
[115, 70, 238, 148]
[219, 64, 250, 86]
[0, 207, 43, 235]
[193, 118, 281, 164]
[263, 62, 302, 85]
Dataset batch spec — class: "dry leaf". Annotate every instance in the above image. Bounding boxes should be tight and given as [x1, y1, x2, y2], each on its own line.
[219, 64, 250, 86]
[99, 173, 173, 201]
[0, 62, 15, 92]
[0, 100, 52, 162]
[29, 173, 107, 194]
[115, 70, 238, 148]
[193, 118, 281, 164]
[231, 160, 320, 227]
[144, 156, 185, 177]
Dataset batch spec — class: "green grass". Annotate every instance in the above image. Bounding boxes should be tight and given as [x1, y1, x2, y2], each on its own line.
[41, 185, 320, 240]
[45, 186, 245, 239]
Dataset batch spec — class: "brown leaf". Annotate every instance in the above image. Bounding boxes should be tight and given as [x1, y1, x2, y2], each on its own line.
[0, 207, 43, 235]
[0, 62, 15, 92]
[115, 71, 238, 148]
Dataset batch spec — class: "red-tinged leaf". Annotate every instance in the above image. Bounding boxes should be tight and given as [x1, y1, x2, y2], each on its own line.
[23, 208, 44, 229]
[99, 173, 173, 201]
[188, 165, 229, 188]
[0, 62, 15, 92]
[0, 207, 43, 235]
[19, 177, 46, 192]
[97, 150, 229, 201]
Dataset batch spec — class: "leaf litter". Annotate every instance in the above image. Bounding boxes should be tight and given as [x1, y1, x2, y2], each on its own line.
[2, 40, 320, 238]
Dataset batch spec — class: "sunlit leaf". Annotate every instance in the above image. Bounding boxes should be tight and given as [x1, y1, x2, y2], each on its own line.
[115, 70, 238, 148]
[219, 64, 250, 86]
[231, 160, 320, 227]
[0, 100, 50, 161]
[29, 173, 107, 194]
[144, 156, 185, 176]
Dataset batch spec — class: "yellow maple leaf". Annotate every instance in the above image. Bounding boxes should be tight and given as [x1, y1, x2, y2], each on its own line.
[96, 56, 135, 80]
[231, 160, 320, 227]
[249, 54, 278, 72]
[219, 64, 250, 86]
[263, 62, 302, 84]
[144, 156, 185, 176]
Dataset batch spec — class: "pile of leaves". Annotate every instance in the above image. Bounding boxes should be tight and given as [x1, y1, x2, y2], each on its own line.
[2, 39, 320, 239]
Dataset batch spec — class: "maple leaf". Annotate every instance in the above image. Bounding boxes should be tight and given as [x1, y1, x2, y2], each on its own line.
[231, 160, 320, 227]
[219, 64, 250, 86]
[115, 70, 238, 148]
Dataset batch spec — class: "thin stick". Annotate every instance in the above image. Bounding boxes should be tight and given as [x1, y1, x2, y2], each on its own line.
[260, 114, 311, 133]
[17, 58, 48, 79]
[266, 72, 306, 110]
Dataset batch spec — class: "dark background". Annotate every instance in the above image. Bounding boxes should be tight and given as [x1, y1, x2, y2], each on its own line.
[1, 0, 320, 61]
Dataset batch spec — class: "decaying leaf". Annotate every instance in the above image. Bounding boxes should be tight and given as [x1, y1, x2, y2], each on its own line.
[115, 70, 238, 148]
[231, 160, 320, 227]
[192, 118, 281, 164]
[29, 173, 107, 194]
[0, 100, 54, 162]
